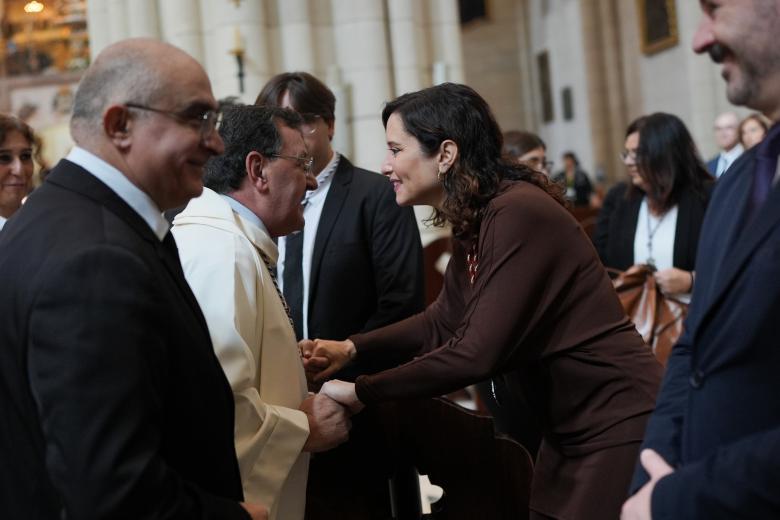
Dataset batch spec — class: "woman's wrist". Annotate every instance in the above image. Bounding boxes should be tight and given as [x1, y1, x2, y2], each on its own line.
[345, 339, 357, 360]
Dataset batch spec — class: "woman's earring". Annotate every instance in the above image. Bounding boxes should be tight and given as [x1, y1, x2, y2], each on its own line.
[437, 168, 446, 182]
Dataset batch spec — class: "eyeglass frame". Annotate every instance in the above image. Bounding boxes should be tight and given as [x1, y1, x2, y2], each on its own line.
[124, 103, 223, 140]
[297, 113, 325, 135]
[267, 153, 315, 175]
[524, 157, 554, 172]
[619, 149, 640, 163]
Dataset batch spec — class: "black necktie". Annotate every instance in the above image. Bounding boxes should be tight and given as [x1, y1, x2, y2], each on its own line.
[283, 230, 304, 340]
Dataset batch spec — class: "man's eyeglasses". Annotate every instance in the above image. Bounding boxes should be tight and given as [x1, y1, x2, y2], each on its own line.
[268, 153, 314, 175]
[299, 113, 323, 135]
[125, 103, 223, 140]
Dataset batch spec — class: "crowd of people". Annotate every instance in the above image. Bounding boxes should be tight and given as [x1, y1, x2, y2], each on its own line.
[1, 1, 779, 519]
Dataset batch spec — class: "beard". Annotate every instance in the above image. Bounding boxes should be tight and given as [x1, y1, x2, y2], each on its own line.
[709, 42, 767, 108]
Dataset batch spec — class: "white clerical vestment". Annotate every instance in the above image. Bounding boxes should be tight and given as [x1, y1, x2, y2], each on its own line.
[172, 188, 310, 520]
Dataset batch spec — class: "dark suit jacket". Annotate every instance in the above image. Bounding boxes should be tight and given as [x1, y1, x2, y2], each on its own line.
[593, 182, 711, 271]
[706, 155, 719, 177]
[0, 160, 248, 519]
[552, 168, 593, 207]
[304, 156, 424, 341]
[631, 147, 780, 517]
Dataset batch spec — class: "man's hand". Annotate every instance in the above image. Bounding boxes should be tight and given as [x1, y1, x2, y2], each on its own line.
[300, 393, 351, 453]
[621, 449, 674, 520]
[241, 501, 269, 520]
[320, 380, 364, 414]
[301, 339, 356, 383]
[655, 268, 693, 295]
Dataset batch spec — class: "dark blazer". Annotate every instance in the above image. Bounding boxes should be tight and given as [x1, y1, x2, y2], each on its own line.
[552, 168, 593, 206]
[706, 155, 719, 177]
[631, 147, 780, 517]
[305, 156, 424, 341]
[593, 181, 711, 271]
[0, 160, 248, 519]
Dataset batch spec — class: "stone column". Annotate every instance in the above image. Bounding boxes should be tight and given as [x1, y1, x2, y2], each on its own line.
[429, 0, 464, 84]
[387, 0, 428, 95]
[581, 0, 629, 184]
[330, 0, 393, 169]
[514, 0, 538, 131]
[105, 0, 128, 43]
[200, 0, 272, 102]
[126, 0, 161, 39]
[277, 0, 314, 72]
[159, 0, 205, 64]
[86, 0, 110, 59]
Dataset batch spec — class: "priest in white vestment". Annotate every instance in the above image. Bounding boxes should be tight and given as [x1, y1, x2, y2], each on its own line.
[172, 105, 350, 520]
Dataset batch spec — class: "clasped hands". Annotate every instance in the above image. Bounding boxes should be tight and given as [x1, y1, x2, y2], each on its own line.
[298, 338, 365, 415]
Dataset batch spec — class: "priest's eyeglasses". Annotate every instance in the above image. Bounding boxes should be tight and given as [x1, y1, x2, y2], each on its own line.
[268, 153, 315, 175]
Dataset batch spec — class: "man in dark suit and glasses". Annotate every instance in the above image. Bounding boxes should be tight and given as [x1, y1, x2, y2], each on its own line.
[0, 38, 266, 520]
[623, 1, 780, 518]
[255, 72, 424, 358]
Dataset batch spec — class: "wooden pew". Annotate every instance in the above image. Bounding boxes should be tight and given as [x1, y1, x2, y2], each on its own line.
[305, 397, 534, 519]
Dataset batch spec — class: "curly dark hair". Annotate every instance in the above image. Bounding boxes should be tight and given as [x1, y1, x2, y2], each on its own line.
[382, 83, 564, 239]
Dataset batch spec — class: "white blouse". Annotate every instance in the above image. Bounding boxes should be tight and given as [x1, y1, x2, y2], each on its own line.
[633, 198, 677, 272]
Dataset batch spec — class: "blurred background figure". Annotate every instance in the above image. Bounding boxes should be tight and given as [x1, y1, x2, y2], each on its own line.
[739, 112, 770, 150]
[594, 113, 713, 298]
[0, 114, 38, 230]
[706, 111, 743, 178]
[553, 151, 593, 207]
[502, 130, 552, 176]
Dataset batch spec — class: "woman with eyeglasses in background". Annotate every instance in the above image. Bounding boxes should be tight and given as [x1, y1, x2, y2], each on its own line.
[502, 130, 553, 176]
[0, 114, 39, 231]
[593, 113, 713, 298]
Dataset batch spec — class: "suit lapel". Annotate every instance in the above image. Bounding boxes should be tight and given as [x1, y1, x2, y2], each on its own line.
[695, 152, 780, 332]
[309, 158, 353, 305]
[47, 161, 211, 338]
[47, 160, 159, 245]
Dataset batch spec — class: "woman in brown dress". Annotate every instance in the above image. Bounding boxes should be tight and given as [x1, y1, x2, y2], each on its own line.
[303, 83, 662, 520]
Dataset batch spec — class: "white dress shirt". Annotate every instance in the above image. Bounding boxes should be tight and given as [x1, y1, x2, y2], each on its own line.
[66, 146, 169, 241]
[0, 216, 6, 231]
[634, 198, 677, 272]
[277, 151, 340, 339]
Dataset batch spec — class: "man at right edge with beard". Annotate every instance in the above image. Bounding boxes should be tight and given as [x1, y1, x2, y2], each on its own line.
[622, 2, 780, 518]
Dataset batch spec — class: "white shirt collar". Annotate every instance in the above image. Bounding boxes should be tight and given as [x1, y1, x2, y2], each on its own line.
[0, 216, 6, 231]
[66, 146, 169, 241]
[221, 194, 270, 237]
[721, 143, 744, 163]
[303, 151, 340, 206]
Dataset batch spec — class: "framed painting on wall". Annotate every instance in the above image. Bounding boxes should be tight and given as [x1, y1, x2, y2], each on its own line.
[637, 0, 678, 55]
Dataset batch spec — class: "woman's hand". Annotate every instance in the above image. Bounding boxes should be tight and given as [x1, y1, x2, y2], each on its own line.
[320, 380, 365, 414]
[654, 268, 693, 295]
[300, 339, 356, 383]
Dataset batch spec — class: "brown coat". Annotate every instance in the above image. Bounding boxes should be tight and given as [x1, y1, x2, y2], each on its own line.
[352, 181, 662, 519]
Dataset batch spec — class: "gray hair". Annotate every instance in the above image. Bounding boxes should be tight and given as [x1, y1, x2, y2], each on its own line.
[70, 39, 175, 139]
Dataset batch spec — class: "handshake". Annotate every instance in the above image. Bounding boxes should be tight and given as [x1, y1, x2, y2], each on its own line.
[297, 338, 365, 454]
